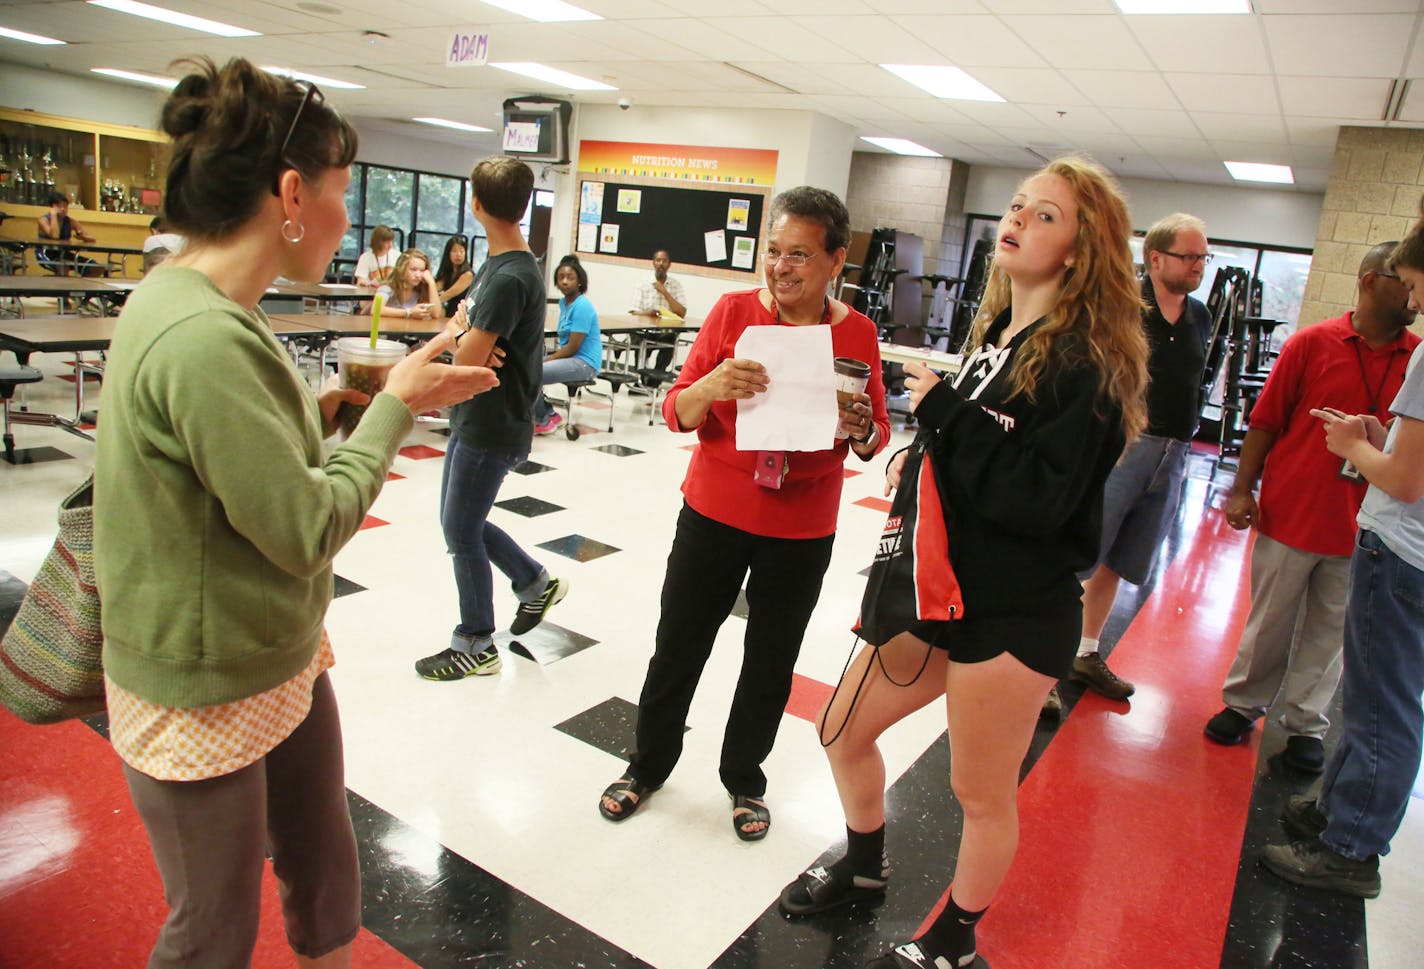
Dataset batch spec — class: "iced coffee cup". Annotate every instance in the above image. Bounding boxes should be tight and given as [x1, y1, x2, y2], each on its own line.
[834, 357, 872, 439]
[335, 337, 408, 437]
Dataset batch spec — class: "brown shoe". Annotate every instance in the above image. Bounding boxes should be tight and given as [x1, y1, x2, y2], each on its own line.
[1071, 652, 1135, 700]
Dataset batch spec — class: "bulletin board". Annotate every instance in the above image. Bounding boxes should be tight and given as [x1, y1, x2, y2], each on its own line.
[572, 174, 772, 281]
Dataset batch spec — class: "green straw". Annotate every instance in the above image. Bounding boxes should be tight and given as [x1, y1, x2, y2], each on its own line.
[369, 293, 384, 348]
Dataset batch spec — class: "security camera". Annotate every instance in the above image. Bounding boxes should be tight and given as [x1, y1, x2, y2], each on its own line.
[617, 98, 631, 111]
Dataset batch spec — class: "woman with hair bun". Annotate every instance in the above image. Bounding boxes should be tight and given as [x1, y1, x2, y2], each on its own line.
[92, 57, 497, 968]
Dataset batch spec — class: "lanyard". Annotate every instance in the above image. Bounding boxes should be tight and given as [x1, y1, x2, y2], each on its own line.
[1351, 340, 1399, 415]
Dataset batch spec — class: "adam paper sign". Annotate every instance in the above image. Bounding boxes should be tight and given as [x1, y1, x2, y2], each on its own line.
[446, 30, 489, 68]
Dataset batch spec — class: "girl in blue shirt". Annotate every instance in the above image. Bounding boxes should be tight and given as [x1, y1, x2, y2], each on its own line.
[535, 254, 602, 434]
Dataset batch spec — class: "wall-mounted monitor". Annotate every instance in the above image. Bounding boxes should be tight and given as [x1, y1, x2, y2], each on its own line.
[501, 97, 572, 165]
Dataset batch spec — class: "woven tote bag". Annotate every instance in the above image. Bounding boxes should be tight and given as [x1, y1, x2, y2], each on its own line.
[0, 475, 105, 724]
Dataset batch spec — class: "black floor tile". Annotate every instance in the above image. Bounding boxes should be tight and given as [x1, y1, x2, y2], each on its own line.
[0, 569, 26, 637]
[553, 696, 686, 762]
[592, 444, 643, 456]
[537, 534, 621, 562]
[495, 495, 565, 517]
[2, 446, 73, 465]
[333, 574, 367, 599]
[499, 622, 598, 665]
[347, 791, 652, 968]
[512, 460, 555, 475]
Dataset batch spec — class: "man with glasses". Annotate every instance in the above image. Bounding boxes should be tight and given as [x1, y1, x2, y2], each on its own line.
[1046, 213, 1214, 714]
[1205, 242, 1420, 770]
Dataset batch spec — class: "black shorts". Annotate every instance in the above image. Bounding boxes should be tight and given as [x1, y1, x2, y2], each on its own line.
[910, 600, 1082, 679]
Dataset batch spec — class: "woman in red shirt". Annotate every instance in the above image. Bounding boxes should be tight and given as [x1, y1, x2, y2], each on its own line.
[597, 186, 890, 840]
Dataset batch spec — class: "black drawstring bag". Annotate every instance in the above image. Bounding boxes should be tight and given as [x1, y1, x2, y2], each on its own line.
[853, 432, 965, 646]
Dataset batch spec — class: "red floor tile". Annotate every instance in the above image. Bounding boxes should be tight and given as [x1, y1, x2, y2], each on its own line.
[385, 471, 406, 482]
[397, 444, 445, 460]
[854, 496, 892, 513]
[784, 672, 836, 723]
[360, 515, 389, 530]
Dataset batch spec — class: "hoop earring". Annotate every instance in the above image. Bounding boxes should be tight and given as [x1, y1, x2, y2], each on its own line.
[281, 219, 306, 244]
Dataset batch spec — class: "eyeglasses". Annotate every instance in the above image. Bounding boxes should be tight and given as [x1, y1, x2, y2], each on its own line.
[1163, 251, 1213, 265]
[764, 250, 817, 267]
[272, 80, 323, 193]
[1369, 270, 1401, 280]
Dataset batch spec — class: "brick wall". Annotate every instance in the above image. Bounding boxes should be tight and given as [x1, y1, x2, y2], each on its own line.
[844, 152, 958, 276]
[1302, 125, 1424, 329]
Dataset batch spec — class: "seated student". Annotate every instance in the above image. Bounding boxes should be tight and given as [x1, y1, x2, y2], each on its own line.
[534, 255, 601, 435]
[375, 248, 442, 320]
[141, 216, 186, 273]
[354, 224, 397, 287]
[36, 191, 104, 276]
[630, 248, 687, 381]
[435, 235, 475, 318]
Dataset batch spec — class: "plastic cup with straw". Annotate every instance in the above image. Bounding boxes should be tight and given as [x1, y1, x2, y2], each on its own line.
[334, 292, 407, 437]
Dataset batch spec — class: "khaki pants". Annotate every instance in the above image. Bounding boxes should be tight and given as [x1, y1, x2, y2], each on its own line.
[1221, 532, 1349, 738]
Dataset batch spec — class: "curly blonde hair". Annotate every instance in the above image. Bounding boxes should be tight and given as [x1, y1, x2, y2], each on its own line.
[388, 248, 434, 305]
[971, 156, 1149, 440]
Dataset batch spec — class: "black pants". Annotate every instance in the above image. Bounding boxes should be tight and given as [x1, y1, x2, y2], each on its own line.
[629, 503, 835, 796]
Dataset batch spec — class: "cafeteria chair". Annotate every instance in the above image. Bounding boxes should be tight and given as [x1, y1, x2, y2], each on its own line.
[1, 364, 47, 462]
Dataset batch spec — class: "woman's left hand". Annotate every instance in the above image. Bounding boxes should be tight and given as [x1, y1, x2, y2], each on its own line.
[318, 377, 371, 436]
[904, 361, 940, 412]
[838, 391, 873, 442]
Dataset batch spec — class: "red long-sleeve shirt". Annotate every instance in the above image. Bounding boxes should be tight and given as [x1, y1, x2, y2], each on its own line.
[663, 290, 890, 539]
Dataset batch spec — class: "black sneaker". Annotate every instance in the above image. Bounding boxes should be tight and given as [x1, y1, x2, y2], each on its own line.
[1260, 839, 1380, 898]
[510, 577, 568, 635]
[1283, 735, 1325, 773]
[1070, 652, 1135, 700]
[1281, 795, 1328, 842]
[415, 646, 501, 680]
[1204, 707, 1255, 745]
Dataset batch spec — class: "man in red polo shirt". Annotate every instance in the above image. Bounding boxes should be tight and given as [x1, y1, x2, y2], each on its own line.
[1206, 241, 1420, 771]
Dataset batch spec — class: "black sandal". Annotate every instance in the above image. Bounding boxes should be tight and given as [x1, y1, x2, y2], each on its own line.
[778, 864, 888, 916]
[731, 794, 770, 841]
[599, 775, 660, 822]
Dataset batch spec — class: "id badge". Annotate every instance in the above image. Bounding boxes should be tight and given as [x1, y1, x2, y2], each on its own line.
[754, 451, 787, 490]
[1338, 458, 1363, 482]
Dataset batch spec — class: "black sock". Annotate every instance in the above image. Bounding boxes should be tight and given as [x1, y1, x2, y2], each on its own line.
[830, 824, 888, 882]
[919, 894, 986, 965]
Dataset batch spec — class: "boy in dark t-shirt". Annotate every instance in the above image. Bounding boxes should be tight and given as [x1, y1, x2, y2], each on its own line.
[415, 156, 567, 682]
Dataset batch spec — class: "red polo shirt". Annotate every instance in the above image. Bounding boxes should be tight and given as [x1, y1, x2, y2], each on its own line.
[1250, 312, 1420, 555]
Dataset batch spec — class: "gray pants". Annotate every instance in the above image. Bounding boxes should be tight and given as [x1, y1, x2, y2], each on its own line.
[1221, 533, 1349, 738]
[122, 673, 360, 968]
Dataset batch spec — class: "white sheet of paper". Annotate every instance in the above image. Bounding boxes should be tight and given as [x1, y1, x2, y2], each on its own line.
[731, 236, 755, 270]
[734, 325, 838, 452]
[577, 222, 598, 252]
[704, 229, 727, 263]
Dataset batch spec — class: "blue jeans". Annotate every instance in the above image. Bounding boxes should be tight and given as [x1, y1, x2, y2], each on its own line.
[439, 433, 547, 648]
[533, 357, 598, 422]
[1319, 528, 1424, 859]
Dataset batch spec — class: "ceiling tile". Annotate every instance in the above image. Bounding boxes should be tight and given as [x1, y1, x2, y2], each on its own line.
[999, 15, 1154, 72]
[1125, 16, 1272, 75]
[968, 68, 1091, 106]
[1130, 135, 1226, 162]
[1189, 111, 1288, 142]
[893, 15, 1047, 68]
[1253, 0, 1420, 10]
[710, 18, 856, 62]
[864, 0, 993, 11]
[1263, 14, 1415, 78]
[1277, 76, 1391, 120]
[620, 18, 776, 60]
[1164, 73, 1279, 115]
[1018, 103, 1123, 134]
[796, 15, 948, 63]
[727, 61, 857, 95]
[1102, 107, 1202, 139]
[1284, 116, 1344, 146]
[1208, 139, 1296, 165]
[1061, 69, 1180, 110]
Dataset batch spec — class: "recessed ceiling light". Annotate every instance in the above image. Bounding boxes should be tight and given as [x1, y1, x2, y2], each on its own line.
[1224, 161, 1294, 184]
[294, 1, 343, 13]
[1115, 0, 1250, 12]
[91, 67, 179, 89]
[881, 65, 1004, 103]
[263, 66, 365, 90]
[490, 62, 616, 91]
[0, 25, 66, 45]
[861, 137, 942, 158]
[479, 0, 601, 22]
[86, 0, 259, 38]
[413, 117, 494, 133]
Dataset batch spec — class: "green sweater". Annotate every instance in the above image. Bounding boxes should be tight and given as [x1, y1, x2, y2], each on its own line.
[95, 267, 413, 707]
